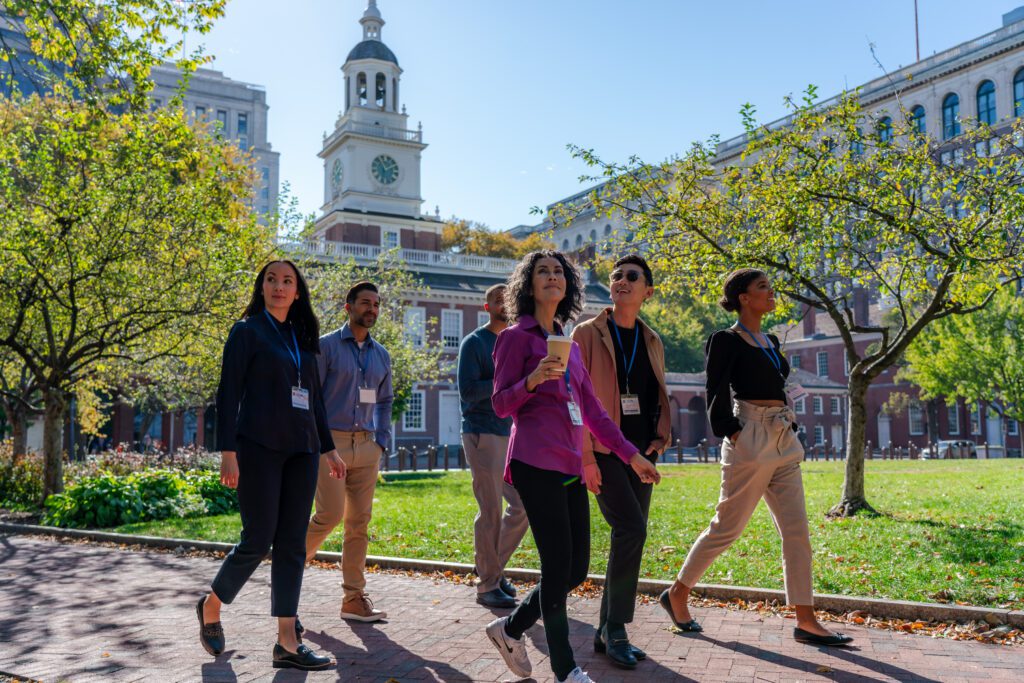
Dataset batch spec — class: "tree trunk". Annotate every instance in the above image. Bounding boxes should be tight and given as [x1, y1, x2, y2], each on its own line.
[10, 402, 28, 458]
[42, 388, 67, 500]
[828, 373, 878, 517]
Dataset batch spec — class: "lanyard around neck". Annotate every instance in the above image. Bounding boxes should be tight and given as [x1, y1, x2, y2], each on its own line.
[609, 317, 639, 386]
[736, 320, 781, 373]
[264, 310, 302, 384]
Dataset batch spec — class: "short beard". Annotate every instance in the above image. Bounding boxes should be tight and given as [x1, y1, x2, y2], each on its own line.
[354, 314, 376, 329]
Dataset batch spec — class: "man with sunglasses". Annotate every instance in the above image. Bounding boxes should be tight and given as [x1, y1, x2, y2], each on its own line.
[571, 254, 671, 670]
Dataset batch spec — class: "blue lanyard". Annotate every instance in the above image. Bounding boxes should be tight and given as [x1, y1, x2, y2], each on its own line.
[609, 317, 639, 390]
[264, 310, 302, 385]
[541, 327, 573, 397]
[736, 321, 781, 373]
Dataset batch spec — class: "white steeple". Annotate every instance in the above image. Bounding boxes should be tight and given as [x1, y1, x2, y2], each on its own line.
[360, 1, 384, 41]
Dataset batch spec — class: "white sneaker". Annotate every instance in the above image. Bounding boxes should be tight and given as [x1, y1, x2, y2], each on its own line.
[559, 667, 595, 682]
[485, 616, 532, 678]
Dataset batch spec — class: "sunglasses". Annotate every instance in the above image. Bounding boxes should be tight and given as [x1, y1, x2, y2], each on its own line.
[611, 270, 644, 283]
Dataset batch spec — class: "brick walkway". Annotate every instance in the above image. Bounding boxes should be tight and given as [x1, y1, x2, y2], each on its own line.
[0, 535, 1021, 682]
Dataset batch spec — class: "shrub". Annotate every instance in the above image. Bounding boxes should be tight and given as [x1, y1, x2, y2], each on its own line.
[0, 443, 44, 509]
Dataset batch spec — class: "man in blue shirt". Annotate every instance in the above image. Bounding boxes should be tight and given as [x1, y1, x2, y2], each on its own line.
[305, 281, 393, 622]
[458, 284, 528, 608]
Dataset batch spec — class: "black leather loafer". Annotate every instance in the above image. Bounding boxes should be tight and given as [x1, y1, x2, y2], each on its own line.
[196, 596, 225, 656]
[794, 627, 854, 647]
[272, 643, 332, 670]
[499, 577, 517, 597]
[600, 626, 637, 669]
[594, 630, 646, 660]
[658, 589, 703, 632]
[477, 587, 517, 608]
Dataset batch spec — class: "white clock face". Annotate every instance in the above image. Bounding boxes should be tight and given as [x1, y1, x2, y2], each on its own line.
[331, 159, 343, 197]
[371, 154, 400, 185]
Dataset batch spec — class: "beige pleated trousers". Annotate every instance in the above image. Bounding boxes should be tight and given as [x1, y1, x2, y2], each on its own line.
[678, 400, 814, 605]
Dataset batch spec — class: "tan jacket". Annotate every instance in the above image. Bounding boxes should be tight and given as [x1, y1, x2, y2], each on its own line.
[571, 307, 673, 466]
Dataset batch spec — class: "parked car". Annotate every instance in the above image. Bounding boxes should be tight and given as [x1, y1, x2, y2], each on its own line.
[930, 440, 978, 459]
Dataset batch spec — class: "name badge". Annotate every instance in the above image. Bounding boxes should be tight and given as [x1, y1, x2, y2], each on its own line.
[785, 382, 808, 402]
[620, 394, 641, 415]
[567, 401, 583, 426]
[291, 386, 310, 410]
[359, 387, 376, 404]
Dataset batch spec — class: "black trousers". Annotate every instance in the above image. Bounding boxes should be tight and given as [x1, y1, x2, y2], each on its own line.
[594, 451, 653, 630]
[210, 436, 319, 617]
[505, 459, 590, 681]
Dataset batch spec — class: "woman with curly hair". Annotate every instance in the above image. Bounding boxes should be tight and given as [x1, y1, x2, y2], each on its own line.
[484, 251, 661, 683]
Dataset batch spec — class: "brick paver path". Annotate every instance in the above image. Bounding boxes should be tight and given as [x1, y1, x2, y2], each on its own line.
[1, 535, 1021, 682]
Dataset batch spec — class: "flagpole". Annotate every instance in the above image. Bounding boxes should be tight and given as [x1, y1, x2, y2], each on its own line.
[914, 0, 921, 62]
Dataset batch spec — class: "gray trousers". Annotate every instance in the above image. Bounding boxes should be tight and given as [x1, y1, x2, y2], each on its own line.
[463, 432, 529, 593]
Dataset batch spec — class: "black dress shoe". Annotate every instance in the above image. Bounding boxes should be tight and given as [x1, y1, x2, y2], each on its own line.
[476, 587, 517, 608]
[272, 643, 333, 671]
[599, 626, 637, 669]
[594, 630, 646, 660]
[658, 589, 703, 632]
[196, 596, 225, 656]
[793, 627, 854, 647]
[499, 577, 517, 597]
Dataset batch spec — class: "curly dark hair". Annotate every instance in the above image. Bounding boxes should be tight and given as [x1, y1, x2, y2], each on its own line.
[719, 268, 767, 313]
[243, 260, 321, 353]
[505, 250, 584, 325]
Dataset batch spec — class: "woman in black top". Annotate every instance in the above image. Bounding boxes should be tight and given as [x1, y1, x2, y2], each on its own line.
[196, 260, 347, 670]
[659, 269, 852, 647]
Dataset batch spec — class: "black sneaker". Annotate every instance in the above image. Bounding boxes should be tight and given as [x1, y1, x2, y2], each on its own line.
[195, 596, 225, 656]
[272, 643, 333, 671]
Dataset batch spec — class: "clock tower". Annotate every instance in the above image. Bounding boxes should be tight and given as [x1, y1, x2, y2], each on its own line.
[318, 0, 426, 218]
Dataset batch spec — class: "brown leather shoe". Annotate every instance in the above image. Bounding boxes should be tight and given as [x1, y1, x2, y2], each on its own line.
[340, 593, 386, 622]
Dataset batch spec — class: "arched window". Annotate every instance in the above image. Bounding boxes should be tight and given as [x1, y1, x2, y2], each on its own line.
[392, 77, 398, 111]
[357, 72, 367, 106]
[976, 80, 996, 125]
[604, 224, 612, 237]
[375, 73, 386, 108]
[942, 93, 960, 140]
[562, 239, 570, 251]
[589, 229, 597, 243]
[345, 76, 351, 110]
[877, 116, 893, 144]
[1015, 69, 1024, 118]
[575, 234, 583, 248]
[850, 127, 865, 156]
[910, 105, 926, 134]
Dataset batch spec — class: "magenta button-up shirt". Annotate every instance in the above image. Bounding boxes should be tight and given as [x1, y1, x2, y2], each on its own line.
[492, 315, 639, 485]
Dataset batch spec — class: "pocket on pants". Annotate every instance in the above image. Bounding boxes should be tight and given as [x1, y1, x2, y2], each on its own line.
[722, 420, 754, 465]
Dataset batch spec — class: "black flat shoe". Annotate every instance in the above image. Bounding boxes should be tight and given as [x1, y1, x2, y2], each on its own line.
[658, 589, 703, 632]
[499, 577, 517, 597]
[476, 587, 517, 608]
[793, 627, 854, 647]
[196, 596, 225, 656]
[597, 627, 637, 669]
[272, 643, 332, 671]
[594, 630, 646, 660]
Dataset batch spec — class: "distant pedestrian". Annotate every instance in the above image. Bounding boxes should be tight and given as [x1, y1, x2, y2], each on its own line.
[661, 268, 852, 647]
[458, 284, 529, 609]
[485, 250, 661, 683]
[197, 260, 345, 671]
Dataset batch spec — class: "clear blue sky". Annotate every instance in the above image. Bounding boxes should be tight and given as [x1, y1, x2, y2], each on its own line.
[191, 0, 1024, 230]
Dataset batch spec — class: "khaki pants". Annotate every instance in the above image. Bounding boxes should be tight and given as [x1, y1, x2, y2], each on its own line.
[463, 432, 529, 593]
[678, 401, 814, 605]
[305, 430, 381, 601]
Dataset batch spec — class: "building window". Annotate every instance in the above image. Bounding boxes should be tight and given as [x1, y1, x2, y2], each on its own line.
[589, 228, 597, 243]
[813, 425, 825, 446]
[562, 239, 569, 251]
[575, 234, 583, 248]
[216, 109, 228, 136]
[850, 127, 865, 156]
[970, 402, 982, 435]
[403, 307, 425, 348]
[392, 77, 397, 110]
[346, 76, 351, 110]
[152, 97, 163, 110]
[947, 404, 960, 435]
[830, 397, 841, 415]
[877, 116, 893, 144]
[790, 354, 802, 369]
[977, 80, 996, 126]
[813, 396, 824, 415]
[237, 112, 249, 149]
[604, 224, 612, 237]
[795, 397, 806, 415]
[477, 311, 490, 328]
[942, 93, 960, 140]
[441, 309, 463, 350]
[402, 390, 425, 431]
[816, 351, 829, 377]
[844, 355, 850, 376]
[908, 404, 925, 436]
[382, 228, 399, 250]
[910, 105, 926, 134]
[1009, 419, 1019, 436]
[1015, 69, 1024, 117]
[357, 72, 367, 106]
[375, 72, 386, 108]
[195, 105, 206, 119]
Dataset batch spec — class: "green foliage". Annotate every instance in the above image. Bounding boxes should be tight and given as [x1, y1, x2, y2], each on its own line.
[902, 286, 1024, 423]
[0, 441, 43, 508]
[42, 468, 236, 528]
[441, 218, 554, 259]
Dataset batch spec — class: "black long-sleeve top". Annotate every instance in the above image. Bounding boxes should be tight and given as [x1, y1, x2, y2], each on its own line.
[705, 329, 792, 438]
[215, 313, 334, 454]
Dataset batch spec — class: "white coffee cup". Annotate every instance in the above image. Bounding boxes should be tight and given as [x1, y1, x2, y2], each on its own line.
[546, 335, 572, 371]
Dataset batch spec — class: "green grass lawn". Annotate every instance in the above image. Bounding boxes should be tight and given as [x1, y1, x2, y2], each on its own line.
[113, 459, 1024, 609]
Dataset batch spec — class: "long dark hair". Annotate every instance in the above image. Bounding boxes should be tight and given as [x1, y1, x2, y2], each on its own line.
[505, 250, 584, 325]
[243, 260, 321, 353]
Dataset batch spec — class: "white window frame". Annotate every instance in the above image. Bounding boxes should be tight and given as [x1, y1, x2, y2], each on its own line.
[381, 228, 400, 250]
[844, 355, 850, 377]
[813, 396, 824, 415]
[830, 397, 841, 415]
[908, 404, 925, 436]
[1009, 419, 1019, 436]
[402, 389, 425, 431]
[441, 309, 463, 350]
[790, 354, 801, 370]
[403, 307, 425, 349]
[813, 425, 825, 446]
[947, 404, 960, 435]
[795, 396, 806, 415]
[477, 311, 490, 328]
[816, 352, 829, 377]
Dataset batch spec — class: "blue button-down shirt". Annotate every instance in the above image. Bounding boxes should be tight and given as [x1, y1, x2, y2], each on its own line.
[317, 323, 394, 450]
